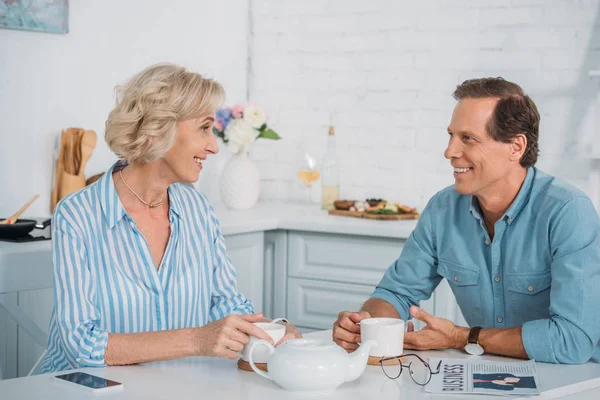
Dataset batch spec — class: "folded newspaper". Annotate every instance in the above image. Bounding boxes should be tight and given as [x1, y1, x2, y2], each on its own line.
[426, 358, 540, 396]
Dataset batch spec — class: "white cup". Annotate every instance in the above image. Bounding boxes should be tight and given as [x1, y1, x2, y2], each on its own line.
[240, 321, 285, 363]
[360, 318, 405, 357]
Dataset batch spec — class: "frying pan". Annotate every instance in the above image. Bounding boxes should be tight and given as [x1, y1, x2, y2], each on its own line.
[0, 218, 51, 239]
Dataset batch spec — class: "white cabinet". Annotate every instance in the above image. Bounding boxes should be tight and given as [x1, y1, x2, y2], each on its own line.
[224, 232, 265, 313]
[284, 231, 463, 331]
[263, 230, 287, 319]
[287, 231, 402, 285]
[287, 278, 374, 329]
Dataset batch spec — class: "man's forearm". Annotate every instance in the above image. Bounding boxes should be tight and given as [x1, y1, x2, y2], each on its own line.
[361, 298, 401, 319]
[454, 326, 528, 359]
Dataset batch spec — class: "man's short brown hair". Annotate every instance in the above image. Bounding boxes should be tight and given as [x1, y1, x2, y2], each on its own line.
[453, 77, 540, 168]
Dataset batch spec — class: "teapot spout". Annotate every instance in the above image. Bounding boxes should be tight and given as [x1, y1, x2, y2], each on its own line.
[345, 339, 378, 382]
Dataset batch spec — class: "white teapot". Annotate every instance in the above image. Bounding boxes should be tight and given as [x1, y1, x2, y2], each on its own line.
[249, 338, 378, 392]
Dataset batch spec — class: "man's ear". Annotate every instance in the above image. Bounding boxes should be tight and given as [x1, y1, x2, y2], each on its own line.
[510, 134, 527, 162]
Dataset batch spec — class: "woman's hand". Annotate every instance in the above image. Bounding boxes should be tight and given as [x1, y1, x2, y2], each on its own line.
[275, 322, 302, 346]
[192, 313, 273, 359]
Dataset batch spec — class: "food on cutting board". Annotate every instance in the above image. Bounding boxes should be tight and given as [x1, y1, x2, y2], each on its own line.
[349, 200, 370, 212]
[334, 199, 418, 215]
[333, 200, 355, 210]
[366, 198, 384, 207]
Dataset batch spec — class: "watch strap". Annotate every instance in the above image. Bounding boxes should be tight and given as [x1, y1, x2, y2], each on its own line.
[468, 326, 482, 344]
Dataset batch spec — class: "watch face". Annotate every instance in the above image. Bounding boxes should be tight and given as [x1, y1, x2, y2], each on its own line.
[465, 343, 484, 356]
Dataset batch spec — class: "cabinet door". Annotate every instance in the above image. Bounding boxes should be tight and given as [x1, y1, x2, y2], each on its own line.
[16, 289, 53, 377]
[223, 232, 265, 313]
[287, 278, 374, 330]
[264, 230, 287, 320]
[288, 231, 404, 286]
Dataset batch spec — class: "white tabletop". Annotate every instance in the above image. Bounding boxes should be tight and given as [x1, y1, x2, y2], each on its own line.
[1, 330, 599, 399]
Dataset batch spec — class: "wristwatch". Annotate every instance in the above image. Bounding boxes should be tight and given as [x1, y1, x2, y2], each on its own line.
[464, 326, 484, 356]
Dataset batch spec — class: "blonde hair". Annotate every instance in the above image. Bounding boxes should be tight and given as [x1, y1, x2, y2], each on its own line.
[105, 63, 225, 163]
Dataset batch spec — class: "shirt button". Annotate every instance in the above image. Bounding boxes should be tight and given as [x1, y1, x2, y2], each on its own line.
[507, 218, 513, 223]
[527, 285, 534, 292]
[497, 317, 503, 323]
[494, 276, 501, 283]
[454, 275, 459, 281]
[485, 239, 490, 245]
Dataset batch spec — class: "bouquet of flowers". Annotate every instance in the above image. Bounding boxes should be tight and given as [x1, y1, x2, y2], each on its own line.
[213, 103, 281, 154]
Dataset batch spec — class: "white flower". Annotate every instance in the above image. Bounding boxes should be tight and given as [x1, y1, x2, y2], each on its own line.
[225, 119, 259, 153]
[243, 105, 267, 129]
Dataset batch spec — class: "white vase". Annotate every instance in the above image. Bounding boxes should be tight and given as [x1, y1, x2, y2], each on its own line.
[220, 151, 260, 210]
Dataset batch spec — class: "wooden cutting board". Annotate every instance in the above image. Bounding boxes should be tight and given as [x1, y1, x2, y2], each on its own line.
[328, 209, 419, 220]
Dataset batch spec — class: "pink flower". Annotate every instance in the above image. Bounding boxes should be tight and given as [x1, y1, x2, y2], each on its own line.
[231, 103, 246, 118]
[214, 120, 223, 132]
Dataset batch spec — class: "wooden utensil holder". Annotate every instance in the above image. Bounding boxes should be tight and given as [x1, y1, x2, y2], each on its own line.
[59, 172, 86, 200]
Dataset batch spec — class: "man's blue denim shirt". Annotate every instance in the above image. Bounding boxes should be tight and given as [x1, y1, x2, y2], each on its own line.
[372, 167, 600, 364]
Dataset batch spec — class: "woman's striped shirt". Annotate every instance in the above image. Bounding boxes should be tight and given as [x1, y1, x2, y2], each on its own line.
[41, 163, 254, 372]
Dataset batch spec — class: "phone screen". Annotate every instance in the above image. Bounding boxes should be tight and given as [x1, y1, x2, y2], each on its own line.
[55, 372, 122, 390]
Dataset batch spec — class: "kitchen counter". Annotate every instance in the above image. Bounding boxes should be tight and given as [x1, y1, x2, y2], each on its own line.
[2, 330, 600, 399]
[211, 202, 418, 238]
[0, 202, 417, 259]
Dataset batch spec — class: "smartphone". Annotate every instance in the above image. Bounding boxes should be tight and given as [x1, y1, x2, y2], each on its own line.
[54, 372, 123, 392]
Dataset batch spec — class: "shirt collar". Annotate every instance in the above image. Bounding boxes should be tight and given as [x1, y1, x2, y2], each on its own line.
[98, 161, 127, 229]
[468, 167, 535, 225]
[167, 185, 183, 219]
[503, 167, 535, 223]
[98, 161, 183, 228]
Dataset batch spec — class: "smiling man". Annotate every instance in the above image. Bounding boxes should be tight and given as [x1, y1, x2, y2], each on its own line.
[333, 77, 600, 364]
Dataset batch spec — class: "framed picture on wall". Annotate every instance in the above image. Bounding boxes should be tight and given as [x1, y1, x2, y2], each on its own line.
[0, 0, 68, 34]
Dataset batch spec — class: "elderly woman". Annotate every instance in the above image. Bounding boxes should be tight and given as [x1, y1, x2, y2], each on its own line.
[41, 63, 300, 373]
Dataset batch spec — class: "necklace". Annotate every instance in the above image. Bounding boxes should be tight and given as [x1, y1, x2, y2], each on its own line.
[119, 169, 166, 208]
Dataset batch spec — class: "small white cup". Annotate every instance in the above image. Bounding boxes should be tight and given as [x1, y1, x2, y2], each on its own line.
[240, 321, 285, 363]
[360, 318, 405, 357]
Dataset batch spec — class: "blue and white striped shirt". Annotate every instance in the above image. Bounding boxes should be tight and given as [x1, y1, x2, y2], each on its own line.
[41, 163, 254, 373]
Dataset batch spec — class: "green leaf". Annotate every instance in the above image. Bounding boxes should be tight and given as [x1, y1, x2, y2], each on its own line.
[212, 127, 227, 142]
[258, 123, 267, 132]
[366, 209, 399, 215]
[257, 128, 281, 140]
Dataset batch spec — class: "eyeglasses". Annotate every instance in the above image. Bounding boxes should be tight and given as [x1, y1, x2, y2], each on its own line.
[379, 354, 442, 386]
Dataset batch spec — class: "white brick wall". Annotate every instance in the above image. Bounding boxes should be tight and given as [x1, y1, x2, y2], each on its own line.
[249, 0, 600, 209]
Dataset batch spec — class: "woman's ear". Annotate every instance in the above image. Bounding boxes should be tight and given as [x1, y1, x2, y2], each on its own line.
[510, 134, 527, 162]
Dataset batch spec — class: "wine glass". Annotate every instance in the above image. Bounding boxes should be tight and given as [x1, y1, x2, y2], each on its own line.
[296, 146, 320, 204]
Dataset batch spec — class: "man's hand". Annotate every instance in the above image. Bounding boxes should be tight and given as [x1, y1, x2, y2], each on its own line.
[404, 306, 464, 351]
[332, 310, 372, 352]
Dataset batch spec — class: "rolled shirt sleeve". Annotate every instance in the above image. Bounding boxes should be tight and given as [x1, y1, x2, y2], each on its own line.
[371, 196, 443, 320]
[522, 197, 600, 364]
[52, 210, 108, 368]
[208, 206, 255, 320]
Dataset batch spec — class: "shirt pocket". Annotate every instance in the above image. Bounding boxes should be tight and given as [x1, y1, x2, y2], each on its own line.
[505, 271, 552, 325]
[437, 260, 484, 326]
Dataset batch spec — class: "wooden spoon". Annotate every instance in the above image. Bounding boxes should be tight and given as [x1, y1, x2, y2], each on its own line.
[73, 128, 82, 175]
[1, 194, 40, 224]
[78, 130, 97, 177]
